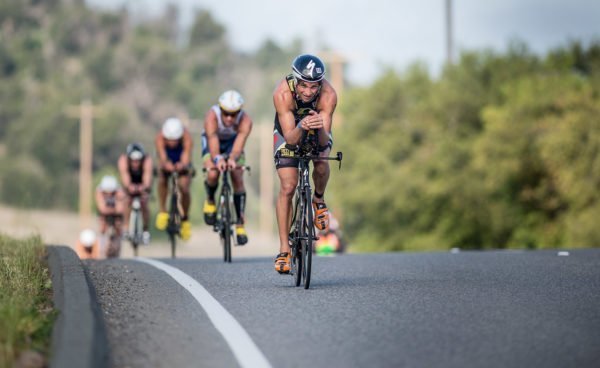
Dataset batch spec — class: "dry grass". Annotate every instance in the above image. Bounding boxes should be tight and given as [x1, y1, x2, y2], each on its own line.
[0, 234, 55, 368]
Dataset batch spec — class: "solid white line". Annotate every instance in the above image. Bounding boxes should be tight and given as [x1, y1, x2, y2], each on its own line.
[135, 257, 272, 368]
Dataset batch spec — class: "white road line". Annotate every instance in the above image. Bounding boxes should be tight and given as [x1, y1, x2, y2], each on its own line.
[135, 257, 272, 368]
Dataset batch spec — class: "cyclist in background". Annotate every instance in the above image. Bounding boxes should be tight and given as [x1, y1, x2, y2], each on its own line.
[95, 175, 126, 255]
[118, 143, 153, 245]
[202, 90, 253, 245]
[155, 117, 194, 241]
[272, 54, 337, 273]
[75, 229, 100, 259]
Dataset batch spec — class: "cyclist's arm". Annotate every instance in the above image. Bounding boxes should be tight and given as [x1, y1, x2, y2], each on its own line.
[204, 109, 222, 164]
[155, 132, 169, 167]
[117, 155, 131, 188]
[230, 113, 253, 161]
[180, 129, 193, 167]
[142, 157, 153, 190]
[95, 190, 109, 214]
[274, 80, 304, 146]
[115, 189, 126, 213]
[315, 80, 337, 147]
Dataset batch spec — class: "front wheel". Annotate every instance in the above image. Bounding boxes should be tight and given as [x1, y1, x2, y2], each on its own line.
[222, 225, 232, 263]
[169, 232, 176, 259]
[302, 189, 314, 289]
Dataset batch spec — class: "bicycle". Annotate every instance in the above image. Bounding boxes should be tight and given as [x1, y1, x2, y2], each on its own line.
[104, 214, 122, 258]
[155, 166, 195, 258]
[127, 195, 143, 256]
[284, 148, 342, 289]
[203, 154, 250, 263]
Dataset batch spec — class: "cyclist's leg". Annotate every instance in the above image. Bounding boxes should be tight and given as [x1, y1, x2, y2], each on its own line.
[98, 215, 108, 256]
[312, 144, 332, 231]
[275, 166, 296, 273]
[178, 174, 191, 219]
[179, 173, 192, 240]
[123, 194, 132, 236]
[155, 171, 169, 230]
[231, 164, 248, 244]
[276, 167, 298, 253]
[202, 151, 219, 225]
[140, 191, 150, 231]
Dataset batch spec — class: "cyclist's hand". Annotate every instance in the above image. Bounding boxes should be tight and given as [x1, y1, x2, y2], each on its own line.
[227, 157, 237, 170]
[163, 161, 175, 173]
[127, 184, 137, 195]
[216, 157, 227, 172]
[300, 110, 323, 131]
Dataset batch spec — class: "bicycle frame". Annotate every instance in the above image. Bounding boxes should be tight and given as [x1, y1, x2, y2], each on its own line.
[287, 150, 343, 289]
[167, 172, 183, 258]
[203, 155, 250, 263]
[104, 214, 121, 258]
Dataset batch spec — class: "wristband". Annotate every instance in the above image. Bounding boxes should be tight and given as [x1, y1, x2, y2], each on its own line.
[213, 155, 223, 164]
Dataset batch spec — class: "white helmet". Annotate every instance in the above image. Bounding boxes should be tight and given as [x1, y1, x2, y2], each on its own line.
[99, 175, 119, 192]
[218, 90, 244, 113]
[79, 229, 96, 247]
[162, 117, 184, 140]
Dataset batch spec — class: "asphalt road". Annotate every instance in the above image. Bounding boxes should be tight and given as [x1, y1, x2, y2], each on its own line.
[85, 249, 600, 368]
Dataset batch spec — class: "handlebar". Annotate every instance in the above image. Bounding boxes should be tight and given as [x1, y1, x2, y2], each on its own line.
[284, 151, 344, 170]
[202, 165, 251, 174]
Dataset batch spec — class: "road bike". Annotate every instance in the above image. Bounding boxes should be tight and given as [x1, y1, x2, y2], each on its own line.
[127, 195, 143, 256]
[285, 148, 342, 289]
[155, 167, 195, 258]
[203, 155, 250, 263]
[104, 214, 122, 258]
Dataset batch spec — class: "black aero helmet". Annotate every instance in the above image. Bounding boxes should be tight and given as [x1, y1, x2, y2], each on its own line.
[291, 54, 326, 83]
[126, 142, 145, 160]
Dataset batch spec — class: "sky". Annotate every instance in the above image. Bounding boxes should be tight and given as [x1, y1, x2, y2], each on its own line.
[87, 0, 600, 84]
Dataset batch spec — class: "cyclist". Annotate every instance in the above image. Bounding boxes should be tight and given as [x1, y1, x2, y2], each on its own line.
[272, 54, 337, 273]
[95, 175, 126, 256]
[202, 90, 253, 245]
[75, 229, 100, 259]
[155, 117, 194, 241]
[118, 142, 153, 245]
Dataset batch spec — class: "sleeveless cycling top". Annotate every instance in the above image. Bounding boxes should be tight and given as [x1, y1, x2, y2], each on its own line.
[128, 158, 145, 184]
[274, 74, 321, 136]
[210, 105, 245, 141]
[165, 142, 183, 163]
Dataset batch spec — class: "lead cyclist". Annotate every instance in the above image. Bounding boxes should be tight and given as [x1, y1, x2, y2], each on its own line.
[272, 54, 337, 274]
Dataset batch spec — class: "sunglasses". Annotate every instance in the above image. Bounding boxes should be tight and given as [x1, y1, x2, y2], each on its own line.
[221, 109, 239, 118]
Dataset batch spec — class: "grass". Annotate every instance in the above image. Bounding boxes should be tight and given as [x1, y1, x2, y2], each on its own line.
[0, 233, 55, 367]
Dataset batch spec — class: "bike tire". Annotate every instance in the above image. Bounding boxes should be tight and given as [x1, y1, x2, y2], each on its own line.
[218, 186, 233, 263]
[131, 210, 141, 257]
[223, 225, 232, 263]
[169, 191, 179, 259]
[169, 232, 176, 259]
[302, 189, 313, 289]
[294, 197, 303, 287]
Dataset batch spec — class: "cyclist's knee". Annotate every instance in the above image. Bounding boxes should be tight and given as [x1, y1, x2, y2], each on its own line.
[279, 181, 296, 197]
[313, 160, 330, 173]
[179, 185, 191, 196]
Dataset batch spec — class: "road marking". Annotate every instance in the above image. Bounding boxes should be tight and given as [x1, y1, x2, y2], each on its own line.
[135, 258, 272, 368]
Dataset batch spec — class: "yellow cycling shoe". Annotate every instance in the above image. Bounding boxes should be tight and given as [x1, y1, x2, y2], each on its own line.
[155, 212, 169, 230]
[180, 220, 192, 241]
[235, 225, 248, 245]
[203, 200, 217, 225]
